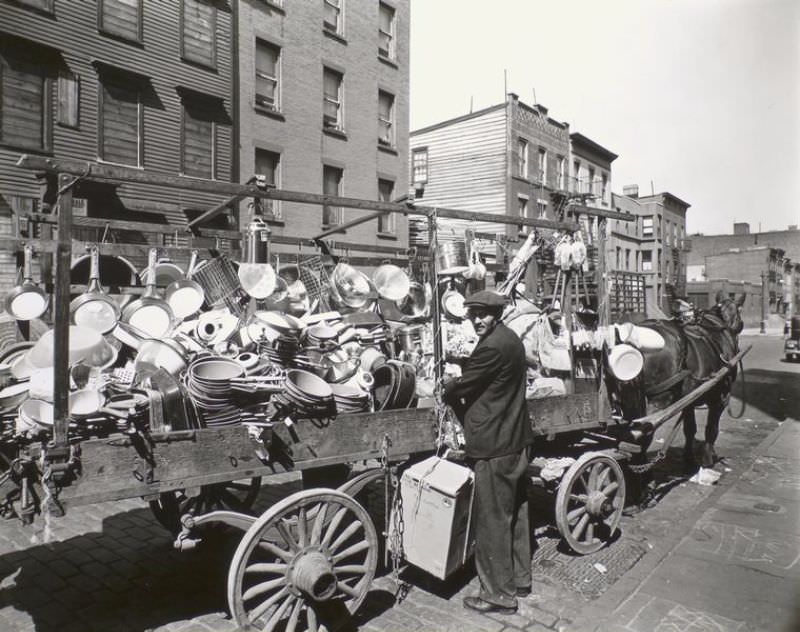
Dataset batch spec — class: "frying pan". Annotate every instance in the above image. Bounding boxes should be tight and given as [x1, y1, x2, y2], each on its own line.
[5, 244, 48, 321]
[121, 248, 175, 338]
[68, 388, 128, 420]
[165, 250, 205, 321]
[70, 246, 121, 334]
[238, 217, 276, 299]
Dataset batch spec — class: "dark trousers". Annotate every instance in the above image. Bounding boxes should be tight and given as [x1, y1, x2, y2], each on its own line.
[473, 448, 532, 607]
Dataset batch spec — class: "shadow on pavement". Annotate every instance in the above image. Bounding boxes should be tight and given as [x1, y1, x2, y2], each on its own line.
[730, 368, 800, 421]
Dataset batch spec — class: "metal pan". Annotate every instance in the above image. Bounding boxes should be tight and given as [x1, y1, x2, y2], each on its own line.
[121, 248, 175, 338]
[238, 217, 276, 299]
[70, 246, 121, 334]
[5, 244, 48, 321]
[68, 388, 128, 421]
[165, 250, 205, 321]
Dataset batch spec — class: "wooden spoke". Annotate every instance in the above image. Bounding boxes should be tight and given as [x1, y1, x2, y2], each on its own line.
[328, 520, 363, 554]
[244, 562, 287, 575]
[276, 519, 299, 552]
[333, 539, 370, 563]
[567, 505, 587, 524]
[242, 576, 286, 602]
[248, 586, 290, 622]
[321, 507, 348, 549]
[555, 453, 626, 555]
[229, 490, 377, 632]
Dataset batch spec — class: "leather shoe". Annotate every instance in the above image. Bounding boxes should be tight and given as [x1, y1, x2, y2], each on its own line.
[463, 596, 517, 615]
[515, 585, 532, 598]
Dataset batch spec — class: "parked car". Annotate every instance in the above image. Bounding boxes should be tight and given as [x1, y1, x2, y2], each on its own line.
[786, 337, 799, 362]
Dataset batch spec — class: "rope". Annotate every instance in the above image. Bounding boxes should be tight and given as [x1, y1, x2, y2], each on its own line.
[726, 357, 747, 419]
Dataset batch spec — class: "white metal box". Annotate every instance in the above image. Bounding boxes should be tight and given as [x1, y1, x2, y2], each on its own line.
[390, 456, 475, 579]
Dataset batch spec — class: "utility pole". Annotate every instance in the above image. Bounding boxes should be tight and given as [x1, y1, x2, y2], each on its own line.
[760, 271, 767, 334]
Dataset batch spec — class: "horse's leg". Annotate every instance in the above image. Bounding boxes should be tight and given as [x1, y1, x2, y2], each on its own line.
[702, 401, 723, 468]
[682, 406, 697, 466]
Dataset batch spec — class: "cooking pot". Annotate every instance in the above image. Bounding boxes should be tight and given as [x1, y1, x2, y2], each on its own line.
[5, 244, 48, 321]
[139, 258, 184, 287]
[121, 248, 175, 338]
[70, 246, 121, 334]
[330, 263, 374, 309]
[436, 241, 469, 276]
[26, 326, 117, 369]
[398, 281, 431, 318]
[165, 250, 205, 321]
[71, 253, 139, 287]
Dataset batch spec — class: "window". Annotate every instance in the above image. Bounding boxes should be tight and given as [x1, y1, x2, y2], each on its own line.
[517, 196, 528, 218]
[255, 40, 280, 111]
[625, 249, 631, 271]
[537, 199, 547, 219]
[642, 216, 654, 238]
[323, 165, 343, 225]
[664, 220, 671, 245]
[323, 0, 342, 35]
[378, 2, 395, 59]
[323, 67, 343, 131]
[378, 178, 395, 234]
[538, 148, 547, 183]
[642, 250, 653, 272]
[181, 0, 216, 69]
[588, 166, 595, 195]
[57, 71, 80, 128]
[573, 160, 581, 192]
[0, 49, 52, 151]
[378, 90, 394, 147]
[557, 156, 566, 190]
[99, 72, 142, 166]
[99, 0, 143, 42]
[412, 147, 428, 184]
[254, 148, 281, 219]
[601, 173, 608, 203]
[517, 138, 528, 178]
[181, 98, 217, 179]
[615, 247, 621, 269]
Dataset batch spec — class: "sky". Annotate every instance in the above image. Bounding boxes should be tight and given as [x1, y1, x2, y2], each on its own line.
[409, 0, 800, 236]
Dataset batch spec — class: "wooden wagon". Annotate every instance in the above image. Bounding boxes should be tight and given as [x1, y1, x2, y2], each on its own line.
[0, 156, 747, 631]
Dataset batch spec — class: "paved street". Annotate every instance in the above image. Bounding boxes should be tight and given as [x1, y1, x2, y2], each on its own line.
[0, 333, 797, 632]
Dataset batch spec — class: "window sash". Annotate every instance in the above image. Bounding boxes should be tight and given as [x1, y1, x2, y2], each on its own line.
[255, 41, 280, 109]
[324, 0, 342, 33]
[182, 101, 215, 179]
[538, 149, 547, 182]
[182, 0, 217, 68]
[378, 92, 393, 145]
[254, 148, 281, 218]
[378, 179, 395, 233]
[412, 149, 428, 183]
[518, 139, 528, 177]
[378, 3, 395, 58]
[537, 202, 547, 219]
[323, 166, 343, 225]
[99, 0, 143, 42]
[323, 69, 342, 129]
[517, 197, 527, 218]
[0, 54, 51, 151]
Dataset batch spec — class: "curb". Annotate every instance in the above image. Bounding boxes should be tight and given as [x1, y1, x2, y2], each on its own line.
[570, 420, 793, 631]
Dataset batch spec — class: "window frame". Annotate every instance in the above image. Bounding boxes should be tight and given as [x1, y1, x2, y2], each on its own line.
[98, 0, 144, 44]
[378, 178, 396, 234]
[537, 199, 548, 219]
[180, 97, 217, 180]
[322, 164, 344, 226]
[254, 147, 282, 219]
[323, 0, 343, 35]
[588, 166, 595, 195]
[517, 195, 528, 219]
[557, 155, 566, 190]
[573, 159, 581, 192]
[377, 89, 395, 147]
[14, 0, 54, 13]
[517, 138, 528, 178]
[0, 49, 53, 152]
[97, 72, 143, 167]
[378, 2, 395, 60]
[538, 147, 547, 184]
[57, 71, 80, 129]
[412, 147, 428, 185]
[180, 0, 218, 70]
[322, 66, 344, 131]
[254, 39, 281, 112]
[642, 250, 653, 272]
[642, 216, 654, 238]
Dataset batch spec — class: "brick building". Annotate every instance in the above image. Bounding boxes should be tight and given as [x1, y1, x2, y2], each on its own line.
[237, 0, 410, 249]
[0, 0, 236, 297]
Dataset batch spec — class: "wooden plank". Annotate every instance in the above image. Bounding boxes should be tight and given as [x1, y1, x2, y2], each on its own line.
[52, 175, 73, 448]
[57, 407, 438, 508]
[528, 392, 600, 436]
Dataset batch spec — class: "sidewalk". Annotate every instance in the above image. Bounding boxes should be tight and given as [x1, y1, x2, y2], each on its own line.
[574, 419, 800, 632]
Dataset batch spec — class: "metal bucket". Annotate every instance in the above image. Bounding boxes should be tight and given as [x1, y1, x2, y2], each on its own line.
[436, 241, 468, 276]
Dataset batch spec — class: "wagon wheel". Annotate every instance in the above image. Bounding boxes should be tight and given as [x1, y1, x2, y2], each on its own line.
[555, 452, 625, 555]
[149, 477, 262, 533]
[228, 488, 378, 632]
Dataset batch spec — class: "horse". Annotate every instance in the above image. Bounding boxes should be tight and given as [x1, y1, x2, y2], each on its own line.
[608, 292, 745, 468]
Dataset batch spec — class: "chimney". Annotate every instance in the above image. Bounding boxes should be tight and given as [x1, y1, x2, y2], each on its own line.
[536, 104, 548, 116]
[733, 222, 750, 235]
[507, 92, 518, 103]
[623, 184, 639, 198]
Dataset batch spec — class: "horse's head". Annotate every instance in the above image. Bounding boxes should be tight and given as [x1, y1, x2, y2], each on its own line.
[715, 292, 745, 335]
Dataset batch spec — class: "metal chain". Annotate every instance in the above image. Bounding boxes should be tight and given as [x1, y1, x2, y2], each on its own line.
[381, 434, 409, 603]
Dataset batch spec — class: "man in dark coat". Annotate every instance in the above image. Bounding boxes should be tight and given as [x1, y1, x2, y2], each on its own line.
[444, 290, 534, 615]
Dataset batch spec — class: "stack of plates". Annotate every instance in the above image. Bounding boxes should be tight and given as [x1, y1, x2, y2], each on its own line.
[186, 356, 245, 426]
[330, 383, 370, 414]
[275, 369, 335, 419]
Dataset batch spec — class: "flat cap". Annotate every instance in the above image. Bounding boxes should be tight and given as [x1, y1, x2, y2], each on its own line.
[463, 290, 507, 308]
